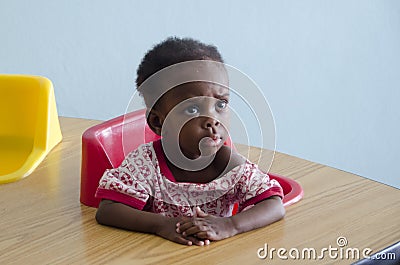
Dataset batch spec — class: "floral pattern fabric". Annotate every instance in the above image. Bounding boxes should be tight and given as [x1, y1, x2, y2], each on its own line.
[96, 140, 283, 217]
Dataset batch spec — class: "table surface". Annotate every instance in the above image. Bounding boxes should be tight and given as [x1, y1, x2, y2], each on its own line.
[1, 117, 399, 265]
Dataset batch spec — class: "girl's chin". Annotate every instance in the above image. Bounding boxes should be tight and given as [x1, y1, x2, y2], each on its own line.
[201, 147, 218, 156]
[181, 146, 220, 159]
[198, 143, 223, 157]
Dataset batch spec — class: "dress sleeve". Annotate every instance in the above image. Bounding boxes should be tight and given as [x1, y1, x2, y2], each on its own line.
[95, 145, 154, 210]
[237, 162, 284, 212]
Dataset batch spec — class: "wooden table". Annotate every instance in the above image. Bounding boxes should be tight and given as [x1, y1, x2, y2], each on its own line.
[1, 117, 399, 264]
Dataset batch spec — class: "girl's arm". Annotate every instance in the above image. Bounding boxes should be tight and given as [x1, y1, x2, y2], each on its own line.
[230, 196, 285, 235]
[95, 199, 208, 246]
[176, 196, 285, 241]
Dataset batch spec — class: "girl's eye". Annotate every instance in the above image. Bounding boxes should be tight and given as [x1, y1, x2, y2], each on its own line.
[216, 100, 228, 110]
[184, 105, 200, 115]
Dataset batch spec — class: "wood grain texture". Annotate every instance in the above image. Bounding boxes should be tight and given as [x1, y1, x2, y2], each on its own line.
[0, 117, 399, 265]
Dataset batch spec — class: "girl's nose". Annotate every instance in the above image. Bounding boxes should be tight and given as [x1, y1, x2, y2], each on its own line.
[203, 117, 220, 131]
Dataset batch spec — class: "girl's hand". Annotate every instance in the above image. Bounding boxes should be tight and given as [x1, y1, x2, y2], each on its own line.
[155, 216, 208, 246]
[176, 207, 236, 241]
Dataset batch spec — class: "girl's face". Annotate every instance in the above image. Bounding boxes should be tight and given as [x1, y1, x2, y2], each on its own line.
[157, 82, 230, 160]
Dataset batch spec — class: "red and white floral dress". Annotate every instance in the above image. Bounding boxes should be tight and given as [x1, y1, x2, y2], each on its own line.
[96, 140, 283, 217]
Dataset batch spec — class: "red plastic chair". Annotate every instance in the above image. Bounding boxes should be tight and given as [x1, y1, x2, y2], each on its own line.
[80, 109, 303, 209]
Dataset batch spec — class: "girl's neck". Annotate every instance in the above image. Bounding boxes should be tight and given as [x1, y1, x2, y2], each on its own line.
[164, 145, 245, 184]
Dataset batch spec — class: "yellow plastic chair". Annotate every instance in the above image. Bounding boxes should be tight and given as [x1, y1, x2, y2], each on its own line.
[0, 74, 62, 184]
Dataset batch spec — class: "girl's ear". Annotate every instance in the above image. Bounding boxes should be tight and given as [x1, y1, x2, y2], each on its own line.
[146, 109, 163, 136]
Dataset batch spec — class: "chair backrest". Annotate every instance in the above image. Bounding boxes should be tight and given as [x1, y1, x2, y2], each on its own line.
[0, 74, 62, 183]
[97, 109, 160, 167]
[1, 76, 40, 139]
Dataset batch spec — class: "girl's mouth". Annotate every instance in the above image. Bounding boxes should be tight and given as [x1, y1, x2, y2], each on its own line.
[200, 135, 222, 147]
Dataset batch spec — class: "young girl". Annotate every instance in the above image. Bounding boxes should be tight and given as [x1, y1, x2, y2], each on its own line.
[95, 37, 285, 246]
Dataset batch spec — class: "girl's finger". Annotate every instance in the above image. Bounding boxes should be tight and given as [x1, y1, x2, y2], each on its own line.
[195, 231, 211, 239]
[195, 206, 208, 217]
[176, 221, 193, 233]
[182, 225, 205, 237]
[186, 236, 206, 246]
[175, 235, 193, 246]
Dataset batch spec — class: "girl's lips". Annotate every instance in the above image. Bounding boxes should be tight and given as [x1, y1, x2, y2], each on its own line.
[200, 135, 222, 147]
[212, 137, 222, 145]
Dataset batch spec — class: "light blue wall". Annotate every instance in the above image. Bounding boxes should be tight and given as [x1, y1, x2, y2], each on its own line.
[1, 0, 399, 188]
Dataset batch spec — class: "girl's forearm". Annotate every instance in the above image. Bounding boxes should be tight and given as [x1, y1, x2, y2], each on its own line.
[95, 199, 165, 234]
[229, 196, 285, 236]
[96, 200, 208, 246]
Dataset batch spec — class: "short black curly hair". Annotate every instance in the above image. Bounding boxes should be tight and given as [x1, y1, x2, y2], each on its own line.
[136, 37, 224, 88]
